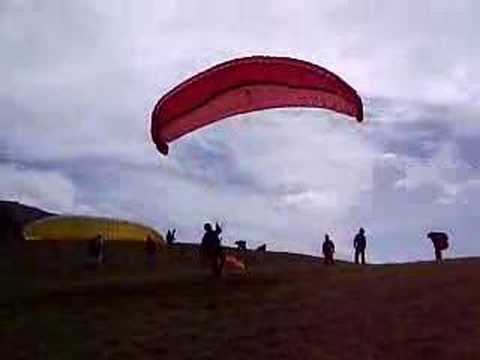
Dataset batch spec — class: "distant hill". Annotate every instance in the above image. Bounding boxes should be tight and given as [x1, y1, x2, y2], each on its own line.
[0, 201, 54, 252]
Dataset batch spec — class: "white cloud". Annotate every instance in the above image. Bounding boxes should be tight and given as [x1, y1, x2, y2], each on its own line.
[391, 141, 480, 205]
[0, 164, 76, 213]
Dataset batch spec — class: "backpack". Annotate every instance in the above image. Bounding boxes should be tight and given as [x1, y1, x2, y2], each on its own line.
[428, 232, 449, 250]
[437, 238, 449, 250]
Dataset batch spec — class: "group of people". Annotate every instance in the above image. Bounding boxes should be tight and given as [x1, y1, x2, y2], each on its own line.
[182, 223, 450, 276]
[199, 223, 371, 276]
[86, 233, 164, 269]
[85, 223, 449, 274]
[322, 228, 368, 265]
[322, 228, 449, 265]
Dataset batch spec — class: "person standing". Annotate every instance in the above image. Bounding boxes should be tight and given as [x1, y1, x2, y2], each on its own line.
[87, 235, 104, 267]
[200, 222, 224, 277]
[166, 228, 176, 246]
[145, 235, 157, 268]
[96, 235, 105, 265]
[353, 228, 367, 265]
[322, 234, 335, 265]
[427, 232, 449, 263]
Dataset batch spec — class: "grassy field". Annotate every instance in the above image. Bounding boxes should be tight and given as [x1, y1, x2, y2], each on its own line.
[1, 242, 479, 359]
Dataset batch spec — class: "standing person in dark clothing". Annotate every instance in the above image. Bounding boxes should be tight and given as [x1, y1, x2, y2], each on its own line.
[86, 235, 104, 267]
[427, 232, 449, 263]
[86, 237, 98, 267]
[145, 235, 157, 268]
[200, 222, 224, 277]
[353, 228, 367, 265]
[322, 234, 335, 265]
[96, 235, 105, 265]
[166, 228, 176, 246]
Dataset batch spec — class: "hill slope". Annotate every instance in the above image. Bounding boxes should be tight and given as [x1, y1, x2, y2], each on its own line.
[0, 242, 479, 360]
[0, 200, 54, 252]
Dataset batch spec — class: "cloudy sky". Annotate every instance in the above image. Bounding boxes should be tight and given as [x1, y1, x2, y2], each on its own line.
[1, 1, 479, 262]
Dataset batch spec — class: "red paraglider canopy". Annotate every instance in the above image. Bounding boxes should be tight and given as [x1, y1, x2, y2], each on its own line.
[151, 56, 363, 155]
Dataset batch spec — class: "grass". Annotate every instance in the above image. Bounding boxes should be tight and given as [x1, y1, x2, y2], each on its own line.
[1, 241, 479, 359]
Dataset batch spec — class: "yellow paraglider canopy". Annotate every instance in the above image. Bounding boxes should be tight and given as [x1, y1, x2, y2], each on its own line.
[23, 215, 165, 245]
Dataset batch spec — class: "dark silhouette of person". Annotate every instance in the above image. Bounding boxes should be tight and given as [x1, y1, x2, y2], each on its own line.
[354, 228, 367, 264]
[87, 235, 104, 267]
[200, 222, 224, 277]
[234, 240, 247, 251]
[96, 235, 105, 264]
[255, 244, 267, 252]
[145, 235, 157, 268]
[427, 232, 449, 263]
[322, 234, 335, 265]
[166, 228, 176, 246]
